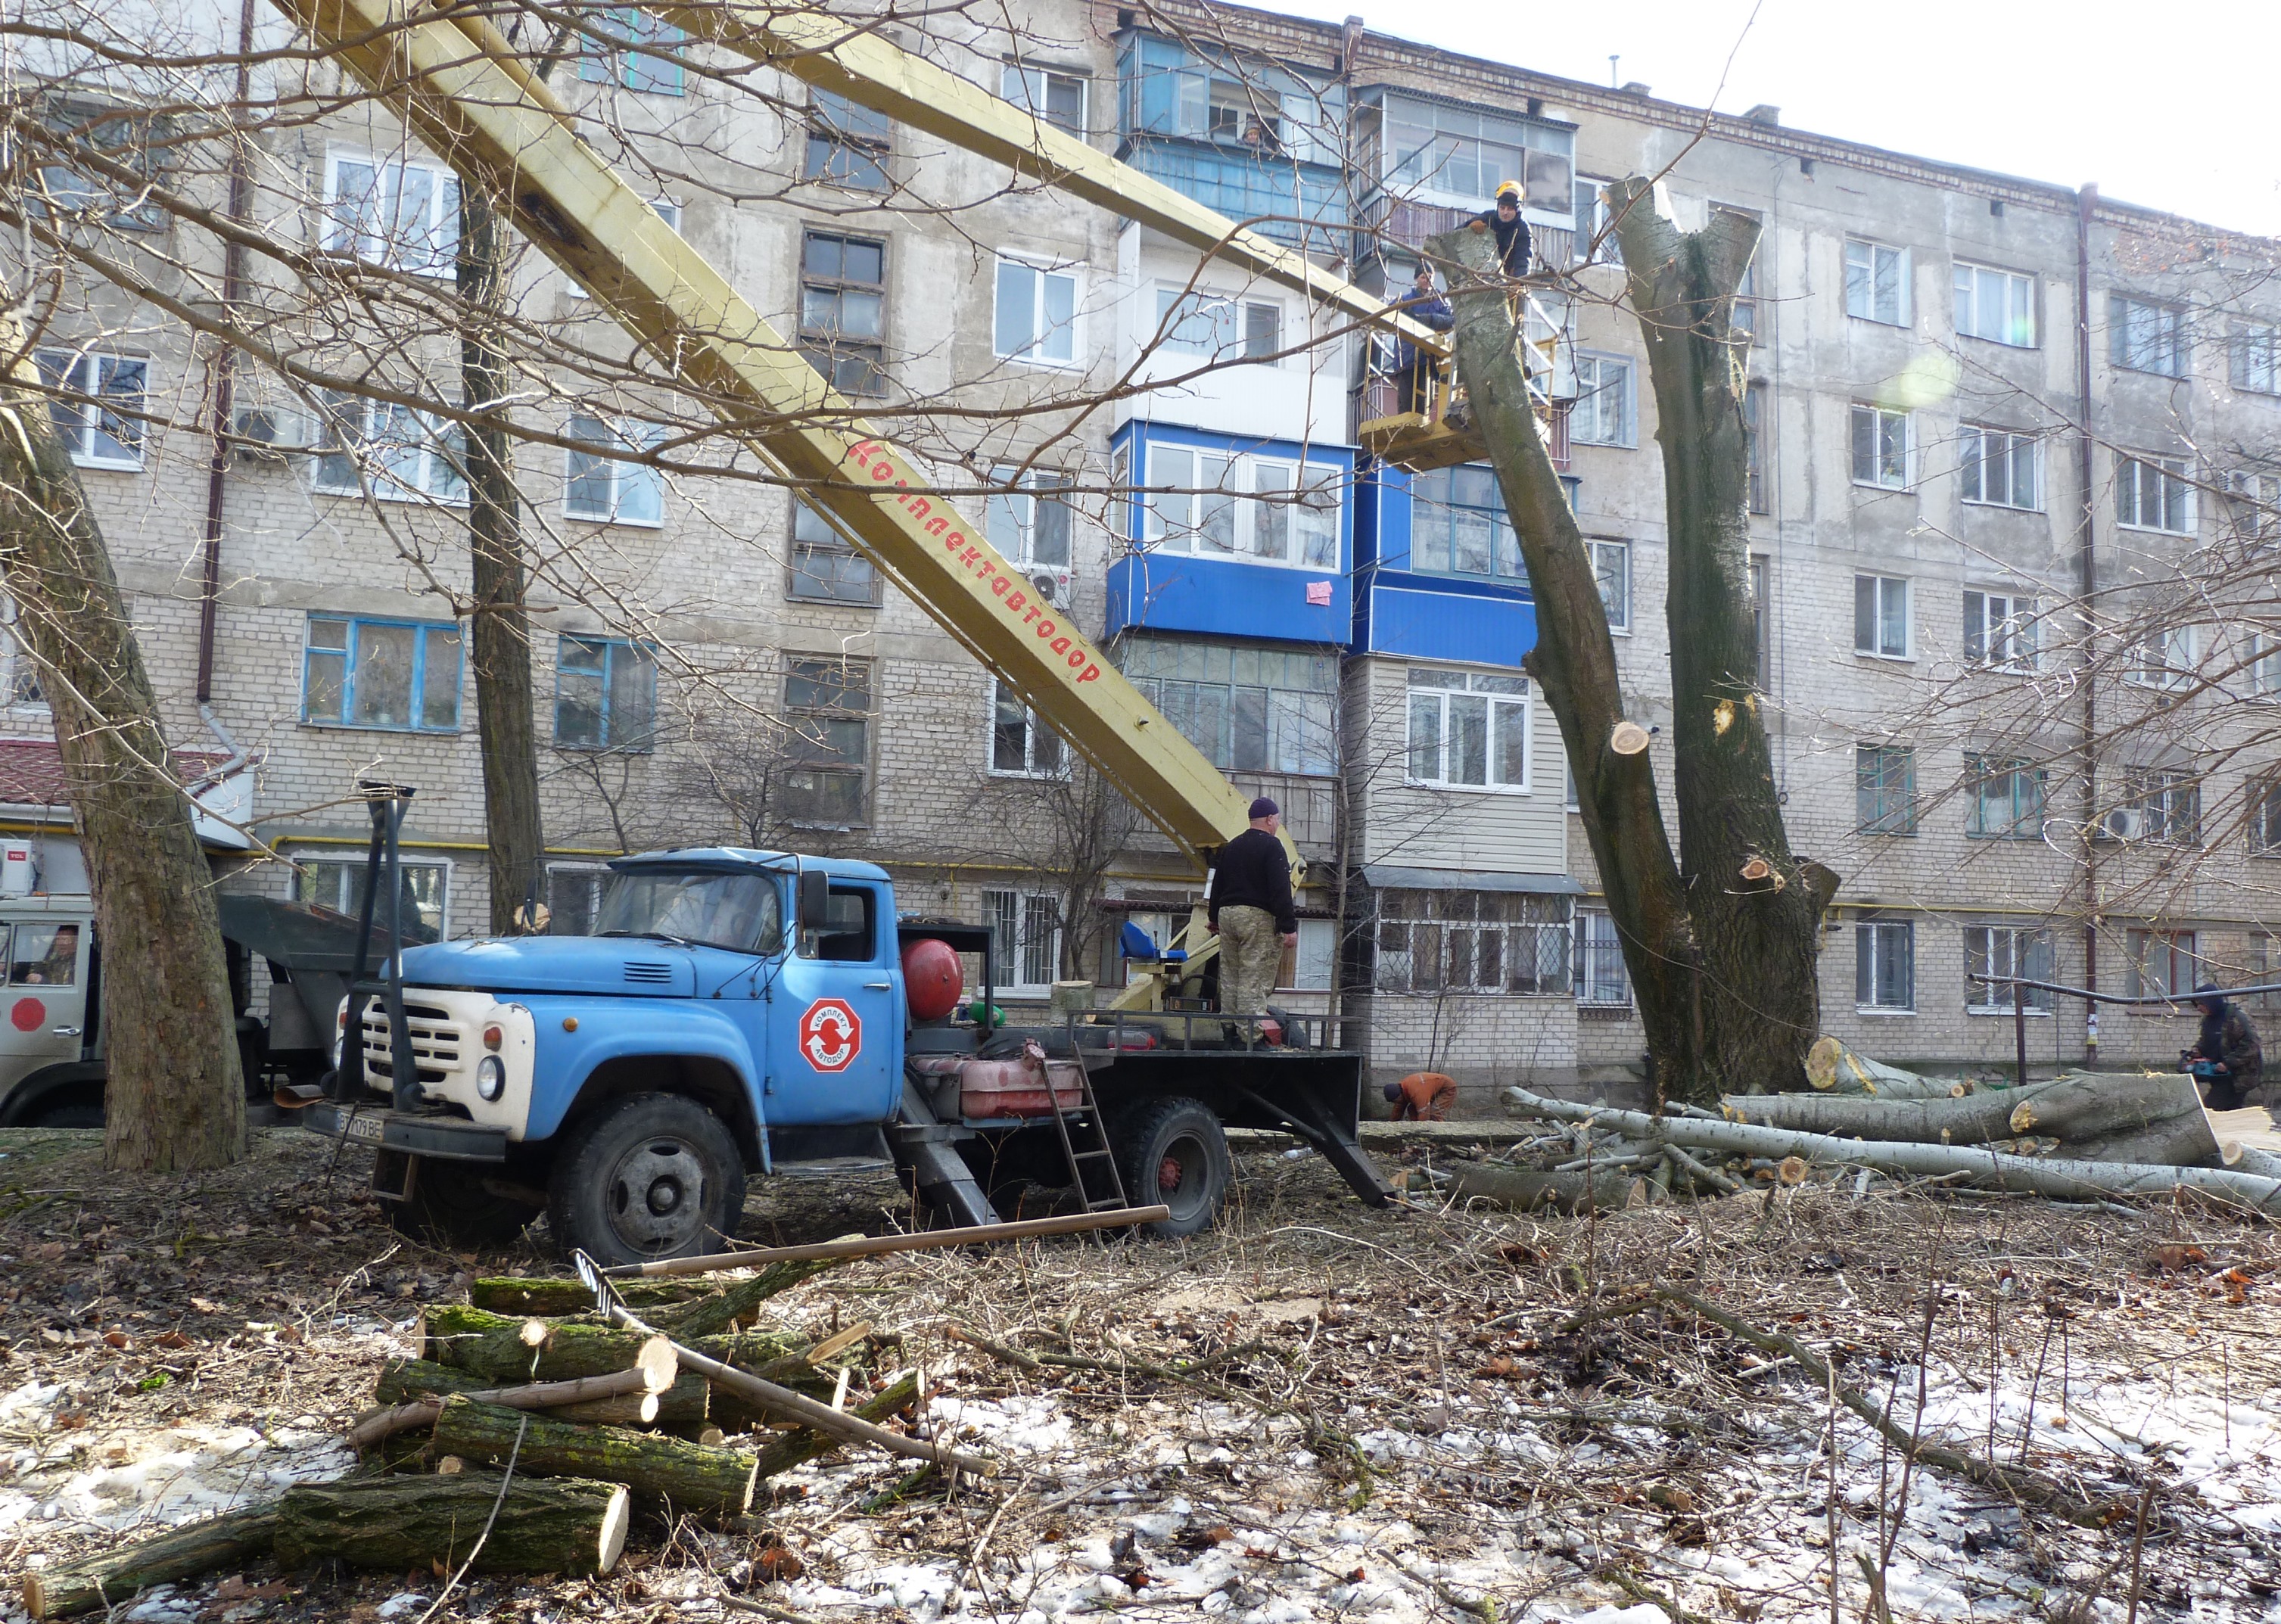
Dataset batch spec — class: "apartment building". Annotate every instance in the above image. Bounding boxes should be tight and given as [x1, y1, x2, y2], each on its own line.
[13, 0, 2278, 1106]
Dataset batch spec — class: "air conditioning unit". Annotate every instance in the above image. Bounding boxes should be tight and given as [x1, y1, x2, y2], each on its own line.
[2101, 807, 2149, 842]
[1025, 568, 1074, 611]
[2221, 469, 2255, 496]
[232, 406, 297, 462]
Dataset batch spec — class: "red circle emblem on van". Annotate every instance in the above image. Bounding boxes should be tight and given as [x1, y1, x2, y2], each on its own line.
[11, 998, 43, 1032]
[798, 997, 862, 1073]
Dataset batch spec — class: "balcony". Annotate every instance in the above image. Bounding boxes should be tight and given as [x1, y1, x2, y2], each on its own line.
[1358, 194, 1575, 271]
[1231, 772, 1338, 850]
[1121, 139, 1348, 251]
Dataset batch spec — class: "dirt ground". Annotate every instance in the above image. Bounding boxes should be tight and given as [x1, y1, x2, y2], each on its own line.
[2, 1125, 2278, 1623]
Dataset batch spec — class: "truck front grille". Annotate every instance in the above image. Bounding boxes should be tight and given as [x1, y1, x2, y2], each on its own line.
[361, 1000, 466, 1086]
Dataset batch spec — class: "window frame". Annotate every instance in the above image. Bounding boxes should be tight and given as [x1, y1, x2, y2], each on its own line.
[1854, 917, 1915, 1013]
[1843, 238, 1910, 327]
[1571, 178, 1624, 267]
[1570, 352, 1635, 447]
[33, 347, 147, 470]
[1853, 574, 1911, 660]
[291, 851, 452, 938]
[1000, 61, 1088, 135]
[988, 677, 1067, 779]
[2124, 927, 2200, 1000]
[1959, 425, 2041, 511]
[1152, 285, 1284, 365]
[1589, 538, 1630, 633]
[2127, 624, 2198, 692]
[321, 148, 459, 278]
[1140, 442, 1342, 570]
[986, 467, 1075, 571]
[577, 8, 686, 95]
[798, 229, 889, 397]
[1404, 667, 1533, 795]
[2115, 453, 2196, 535]
[1953, 261, 2037, 348]
[2126, 766, 2202, 845]
[2230, 322, 2280, 396]
[1118, 636, 1339, 778]
[780, 654, 874, 827]
[1964, 926, 2054, 1014]
[35, 95, 168, 232]
[993, 254, 1081, 369]
[2110, 294, 2187, 378]
[1850, 403, 1910, 490]
[1743, 381, 1769, 515]
[0, 599, 47, 713]
[564, 414, 666, 527]
[313, 390, 468, 505]
[1965, 753, 2047, 840]
[803, 90, 892, 191]
[2248, 776, 2281, 856]
[552, 634, 658, 753]
[1373, 888, 1572, 996]
[1854, 743, 1917, 836]
[300, 613, 464, 734]
[1572, 906, 1632, 1008]
[544, 861, 610, 937]
[1408, 462, 1523, 583]
[787, 497, 881, 606]
[1963, 589, 2040, 671]
[982, 887, 1062, 992]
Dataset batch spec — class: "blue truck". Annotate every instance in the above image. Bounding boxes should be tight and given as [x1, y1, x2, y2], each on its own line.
[304, 843, 1392, 1265]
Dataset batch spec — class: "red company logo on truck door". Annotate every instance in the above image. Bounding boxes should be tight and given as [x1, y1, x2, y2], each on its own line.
[798, 997, 862, 1073]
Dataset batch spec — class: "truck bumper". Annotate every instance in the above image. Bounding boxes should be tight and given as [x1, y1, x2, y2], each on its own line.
[301, 1101, 510, 1163]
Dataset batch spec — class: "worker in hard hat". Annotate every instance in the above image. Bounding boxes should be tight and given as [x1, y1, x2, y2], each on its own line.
[1467, 181, 1533, 278]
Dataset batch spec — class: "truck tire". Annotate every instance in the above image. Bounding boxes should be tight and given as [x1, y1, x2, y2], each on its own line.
[389, 1155, 542, 1247]
[548, 1093, 746, 1267]
[1112, 1097, 1230, 1238]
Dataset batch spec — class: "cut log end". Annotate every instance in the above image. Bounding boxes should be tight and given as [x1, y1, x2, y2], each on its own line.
[636, 1335, 678, 1394]
[598, 1487, 631, 1573]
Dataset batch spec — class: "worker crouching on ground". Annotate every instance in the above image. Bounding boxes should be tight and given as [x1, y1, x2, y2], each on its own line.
[1384, 1071, 1458, 1122]
[1207, 797, 1297, 1038]
[1467, 181, 1533, 278]
[2184, 982, 2264, 1110]
[1394, 263, 1454, 416]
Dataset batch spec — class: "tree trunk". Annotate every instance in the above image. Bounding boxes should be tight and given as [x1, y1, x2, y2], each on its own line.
[1449, 1163, 1641, 1214]
[459, 189, 544, 935]
[1427, 224, 1704, 1103]
[1724, 1072, 2205, 1146]
[20, 1505, 276, 1619]
[1604, 179, 1836, 1097]
[422, 1305, 808, 1387]
[432, 1395, 760, 1516]
[374, 1355, 707, 1426]
[468, 1276, 706, 1317]
[273, 1473, 630, 1575]
[0, 329, 244, 1171]
[1805, 1035, 1969, 1097]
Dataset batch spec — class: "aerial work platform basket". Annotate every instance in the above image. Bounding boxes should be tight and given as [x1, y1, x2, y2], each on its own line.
[1355, 292, 1573, 473]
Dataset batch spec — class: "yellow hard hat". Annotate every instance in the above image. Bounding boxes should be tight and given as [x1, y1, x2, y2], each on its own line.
[1495, 179, 1523, 201]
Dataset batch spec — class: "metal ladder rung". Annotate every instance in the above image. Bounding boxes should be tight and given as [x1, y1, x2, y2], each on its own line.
[1043, 1038, 1128, 1215]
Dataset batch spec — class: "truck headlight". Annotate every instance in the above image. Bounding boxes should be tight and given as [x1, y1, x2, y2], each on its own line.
[476, 1055, 506, 1102]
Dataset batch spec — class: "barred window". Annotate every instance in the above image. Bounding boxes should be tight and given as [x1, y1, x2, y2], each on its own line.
[1374, 888, 1570, 994]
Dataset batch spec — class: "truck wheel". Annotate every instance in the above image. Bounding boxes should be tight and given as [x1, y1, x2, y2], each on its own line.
[549, 1093, 746, 1267]
[389, 1155, 542, 1247]
[1112, 1097, 1230, 1238]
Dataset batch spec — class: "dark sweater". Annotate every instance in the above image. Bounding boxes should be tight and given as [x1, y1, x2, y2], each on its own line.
[1473, 209, 1533, 276]
[1208, 828, 1296, 935]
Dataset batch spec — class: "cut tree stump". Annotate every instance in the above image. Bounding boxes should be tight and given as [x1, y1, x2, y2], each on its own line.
[21, 1505, 278, 1619]
[273, 1473, 629, 1575]
[431, 1396, 760, 1516]
[1449, 1163, 1642, 1214]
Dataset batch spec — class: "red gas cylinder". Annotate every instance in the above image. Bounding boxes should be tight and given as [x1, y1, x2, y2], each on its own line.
[901, 936, 964, 1022]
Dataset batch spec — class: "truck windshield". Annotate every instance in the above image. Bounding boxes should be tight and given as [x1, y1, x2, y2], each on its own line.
[594, 870, 781, 954]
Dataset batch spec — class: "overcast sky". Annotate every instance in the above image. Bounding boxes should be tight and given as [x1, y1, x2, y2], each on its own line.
[1274, 0, 2281, 238]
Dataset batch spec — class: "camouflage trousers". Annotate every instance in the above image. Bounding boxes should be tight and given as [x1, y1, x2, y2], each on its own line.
[1217, 905, 1283, 1022]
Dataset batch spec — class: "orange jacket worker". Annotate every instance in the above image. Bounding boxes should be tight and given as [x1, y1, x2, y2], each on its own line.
[1383, 1072, 1458, 1122]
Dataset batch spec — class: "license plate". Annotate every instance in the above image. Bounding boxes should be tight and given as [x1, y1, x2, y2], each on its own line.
[342, 1114, 387, 1146]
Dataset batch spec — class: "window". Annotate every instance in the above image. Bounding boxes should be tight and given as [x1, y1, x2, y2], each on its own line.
[579, 8, 683, 94]
[8, 922, 79, 987]
[1590, 540, 1630, 631]
[801, 884, 876, 962]
[546, 863, 608, 936]
[2110, 295, 2186, 377]
[990, 679, 1066, 776]
[1379, 98, 1571, 208]
[1855, 745, 1916, 835]
[1854, 574, 1909, 658]
[1573, 908, 1631, 1007]
[1953, 263, 2035, 347]
[1407, 667, 1529, 792]
[2248, 634, 2281, 700]
[1374, 888, 1570, 994]
[1750, 555, 1770, 689]
[1410, 464, 1522, 580]
[1964, 590, 2039, 670]
[1959, 426, 2040, 510]
[2127, 767, 2202, 845]
[1001, 62, 1086, 134]
[1965, 927, 2053, 1013]
[1571, 355, 1633, 446]
[1119, 636, 1336, 776]
[804, 91, 891, 190]
[2249, 778, 2281, 854]
[798, 231, 887, 396]
[1850, 404, 1909, 489]
[2116, 454, 2195, 534]
[34, 350, 145, 469]
[1154, 288, 1281, 362]
[1281, 917, 1336, 992]
[1573, 179, 1623, 265]
[984, 889, 1060, 990]
[35, 97, 166, 231]
[994, 257, 1078, 366]
[555, 636, 655, 751]
[323, 152, 459, 276]
[986, 469, 1073, 568]
[1844, 239, 1909, 326]
[294, 854, 449, 938]
[1855, 919, 1915, 1011]
[302, 615, 462, 732]
[788, 499, 878, 605]
[1966, 754, 2046, 839]
[565, 415, 664, 526]
[2223, 469, 2281, 543]
[1143, 445, 1340, 568]
[782, 656, 872, 825]
[1743, 382, 1769, 514]
[313, 393, 466, 503]
[2125, 928, 2200, 1000]
[2128, 624, 2197, 691]
[2231, 323, 2279, 395]
[0, 599, 45, 711]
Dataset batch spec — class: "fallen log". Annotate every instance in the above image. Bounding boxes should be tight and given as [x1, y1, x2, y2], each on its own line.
[431, 1396, 761, 1517]
[1725, 1079, 2052, 1141]
[373, 1355, 707, 1426]
[274, 1473, 629, 1575]
[1722, 1072, 2213, 1155]
[1450, 1163, 1642, 1214]
[470, 1276, 705, 1316]
[1502, 1086, 2281, 1213]
[1999, 1072, 2214, 1146]
[1804, 1036, 1969, 1098]
[350, 1361, 671, 1450]
[749, 1371, 920, 1477]
[21, 1505, 277, 1619]
[2224, 1143, 2281, 1181]
[604, 1206, 1171, 1279]
[421, 1305, 805, 1386]
[650, 1252, 848, 1339]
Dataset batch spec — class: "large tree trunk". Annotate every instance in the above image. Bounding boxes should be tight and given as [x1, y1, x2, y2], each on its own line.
[272, 1473, 630, 1575]
[459, 189, 545, 935]
[1428, 224, 1704, 1102]
[0, 330, 244, 1170]
[432, 1395, 761, 1515]
[20, 1505, 276, 1619]
[1604, 179, 1835, 1097]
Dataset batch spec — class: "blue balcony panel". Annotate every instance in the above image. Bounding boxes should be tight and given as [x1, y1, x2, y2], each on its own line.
[1106, 553, 1349, 644]
[1120, 141, 1348, 250]
[1357, 572, 1537, 669]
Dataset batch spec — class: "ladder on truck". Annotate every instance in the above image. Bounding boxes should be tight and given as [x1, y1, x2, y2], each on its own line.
[1044, 1049, 1129, 1214]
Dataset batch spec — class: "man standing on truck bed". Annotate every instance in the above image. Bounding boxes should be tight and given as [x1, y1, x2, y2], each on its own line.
[1207, 798, 1297, 1030]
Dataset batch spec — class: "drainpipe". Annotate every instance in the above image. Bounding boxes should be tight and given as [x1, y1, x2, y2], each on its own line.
[2074, 184, 2099, 1064]
[195, 0, 257, 702]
